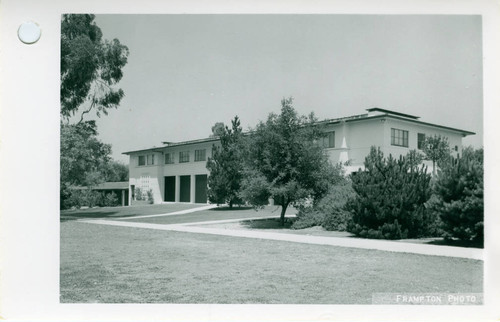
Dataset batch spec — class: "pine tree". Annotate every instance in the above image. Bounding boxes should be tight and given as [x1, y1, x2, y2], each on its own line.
[206, 116, 244, 208]
[347, 147, 433, 239]
[428, 147, 483, 242]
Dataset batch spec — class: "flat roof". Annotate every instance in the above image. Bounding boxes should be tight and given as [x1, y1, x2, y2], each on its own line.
[320, 110, 474, 136]
[357, 114, 475, 136]
[71, 182, 129, 190]
[123, 137, 219, 155]
[93, 182, 129, 190]
[366, 107, 420, 119]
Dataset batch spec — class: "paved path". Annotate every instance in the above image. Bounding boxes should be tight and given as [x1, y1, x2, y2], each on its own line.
[78, 218, 483, 261]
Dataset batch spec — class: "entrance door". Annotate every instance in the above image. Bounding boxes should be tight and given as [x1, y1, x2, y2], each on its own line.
[195, 174, 208, 203]
[179, 175, 191, 202]
[164, 176, 176, 202]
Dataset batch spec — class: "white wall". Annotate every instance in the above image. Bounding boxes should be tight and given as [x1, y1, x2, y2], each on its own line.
[323, 119, 385, 170]
[324, 117, 468, 173]
[126, 117, 471, 203]
[382, 118, 464, 160]
[128, 140, 218, 204]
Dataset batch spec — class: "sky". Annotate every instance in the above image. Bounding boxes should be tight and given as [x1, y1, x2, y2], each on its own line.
[88, 14, 483, 164]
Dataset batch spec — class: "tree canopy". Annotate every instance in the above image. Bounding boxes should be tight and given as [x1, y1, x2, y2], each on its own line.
[347, 147, 433, 239]
[210, 122, 226, 138]
[60, 15, 129, 209]
[206, 117, 244, 208]
[240, 97, 342, 225]
[61, 14, 129, 122]
[427, 146, 483, 242]
[422, 134, 451, 175]
[60, 121, 112, 187]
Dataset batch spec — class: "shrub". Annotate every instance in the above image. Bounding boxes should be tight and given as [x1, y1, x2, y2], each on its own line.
[292, 182, 355, 230]
[135, 187, 144, 200]
[322, 207, 353, 231]
[346, 147, 433, 239]
[86, 190, 103, 208]
[63, 189, 104, 209]
[147, 189, 154, 204]
[292, 209, 325, 229]
[104, 192, 119, 207]
[427, 147, 483, 242]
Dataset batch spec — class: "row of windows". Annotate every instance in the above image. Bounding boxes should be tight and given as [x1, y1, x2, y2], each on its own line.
[138, 130, 453, 166]
[138, 149, 207, 166]
[391, 129, 456, 151]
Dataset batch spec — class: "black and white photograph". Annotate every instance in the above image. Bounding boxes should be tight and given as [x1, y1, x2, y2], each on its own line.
[1, 1, 499, 321]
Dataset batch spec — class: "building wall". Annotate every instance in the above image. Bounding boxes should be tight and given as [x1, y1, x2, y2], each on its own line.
[126, 116, 470, 204]
[128, 141, 218, 204]
[129, 151, 164, 204]
[323, 119, 385, 171]
[322, 117, 465, 173]
[381, 118, 463, 158]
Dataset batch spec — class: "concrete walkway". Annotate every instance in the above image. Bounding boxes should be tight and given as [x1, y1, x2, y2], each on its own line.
[78, 218, 483, 261]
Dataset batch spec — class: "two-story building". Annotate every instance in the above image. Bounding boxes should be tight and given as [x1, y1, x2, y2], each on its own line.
[123, 108, 474, 205]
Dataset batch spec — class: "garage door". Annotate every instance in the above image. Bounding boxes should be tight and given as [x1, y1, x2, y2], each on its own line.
[164, 176, 176, 202]
[179, 175, 191, 202]
[195, 174, 208, 203]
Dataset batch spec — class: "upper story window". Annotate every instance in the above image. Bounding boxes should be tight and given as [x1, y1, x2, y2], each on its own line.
[147, 154, 155, 165]
[320, 131, 335, 148]
[138, 155, 146, 166]
[195, 149, 206, 162]
[164, 153, 174, 164]
[179, 151, 190, 163]
[138, 154, 155, 166]
[417, 133, 426, 150]
[391, 128, 409, 147]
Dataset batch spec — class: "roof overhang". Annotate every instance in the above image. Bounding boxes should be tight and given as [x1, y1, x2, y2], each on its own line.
[351, 114, 475, 136]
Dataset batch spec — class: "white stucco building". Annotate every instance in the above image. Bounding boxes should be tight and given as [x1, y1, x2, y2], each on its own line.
[123, 108, 474, 205]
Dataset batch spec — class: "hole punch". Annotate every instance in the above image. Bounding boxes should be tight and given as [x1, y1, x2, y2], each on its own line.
[18, 21, 41, 44]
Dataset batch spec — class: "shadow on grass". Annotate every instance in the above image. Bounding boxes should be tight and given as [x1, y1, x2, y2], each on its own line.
[60, 210, 136, 222]
[241, 218, 294, 229]
[426, 238, 483, 249]
[208, 206, 254, 211]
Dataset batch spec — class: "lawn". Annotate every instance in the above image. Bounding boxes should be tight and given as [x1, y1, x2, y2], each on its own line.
[60, 219, 483, 304]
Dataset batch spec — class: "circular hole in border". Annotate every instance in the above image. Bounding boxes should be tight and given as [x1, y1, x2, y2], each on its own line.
[18, 21, 41, 44]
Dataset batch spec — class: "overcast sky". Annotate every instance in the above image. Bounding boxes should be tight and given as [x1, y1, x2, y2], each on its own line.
[89, 14, 483, 164]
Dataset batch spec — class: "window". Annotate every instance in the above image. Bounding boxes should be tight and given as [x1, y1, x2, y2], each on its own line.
[147, 154, 155, 165]
[164, 153, 174, 164]
[391, 128, 409, 147]
[179, 151, 190, 163]
[417, 133, 426, 150]
[138, 155, 145, 166]
[195, 149, 206, 161]
[320, 131, 335, 148]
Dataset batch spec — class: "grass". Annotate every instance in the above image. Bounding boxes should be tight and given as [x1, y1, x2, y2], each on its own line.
[61, 219, 483, 304]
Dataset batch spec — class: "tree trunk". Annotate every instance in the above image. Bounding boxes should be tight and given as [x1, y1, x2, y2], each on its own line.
[280, 199, 288, 226]
[229, 200, 233, 209]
